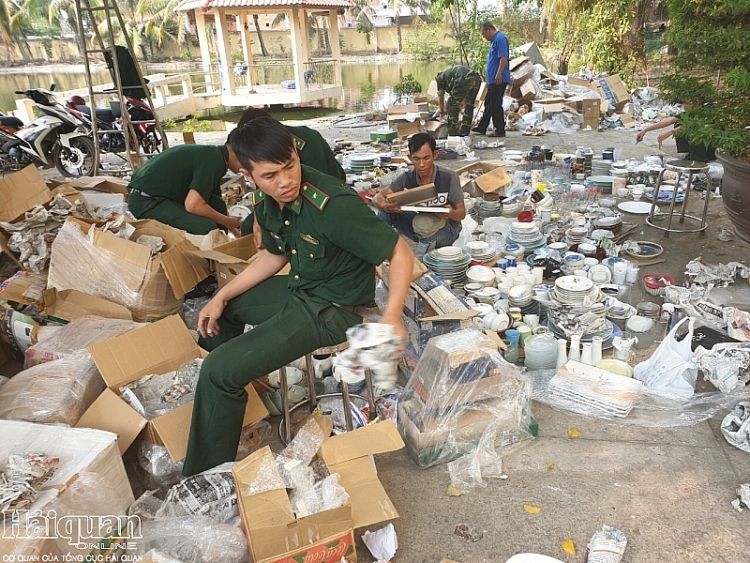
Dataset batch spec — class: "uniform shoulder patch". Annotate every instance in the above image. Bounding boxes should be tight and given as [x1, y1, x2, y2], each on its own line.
[250, 190, 265, 208]
[292, 134, 307, 151]
[300, 182, 331, 211]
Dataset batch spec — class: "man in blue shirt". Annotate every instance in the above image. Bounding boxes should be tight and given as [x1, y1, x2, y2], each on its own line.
[472, 22, 510, 138]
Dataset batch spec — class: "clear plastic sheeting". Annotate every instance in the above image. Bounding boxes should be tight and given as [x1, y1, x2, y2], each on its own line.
[24, 315, 141, 368]
[528, 369, 750, 427]
[245, 455, 286, 496]
[447, 426, 505, 493]
[138, 441, 185, 491]
[120, 359, 202, 419]
[0, 349, 105, 426]
[182, 296, 211, 331]
[129, 515, 247, 563]
[160, 462, 239, 525]
[397, 329, 534, 469]
[289, 473, 350, 518]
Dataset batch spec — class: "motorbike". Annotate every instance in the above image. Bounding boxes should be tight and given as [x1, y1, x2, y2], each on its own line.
[2, 87, 97, 177]
[65, 93, 162, 159]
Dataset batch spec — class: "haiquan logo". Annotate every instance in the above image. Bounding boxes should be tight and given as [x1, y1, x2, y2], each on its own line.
[3, 510, 142, 557]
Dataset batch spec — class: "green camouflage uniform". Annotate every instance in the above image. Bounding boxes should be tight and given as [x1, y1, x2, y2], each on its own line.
[435, 66, 483, 136]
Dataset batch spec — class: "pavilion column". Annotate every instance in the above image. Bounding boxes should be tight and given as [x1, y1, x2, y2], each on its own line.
[195, 12, 214, 93]
[299, 9, 310, 64]
[214, 8, 236, 96]
[289, 7, 306, 96]
[238, 13, 255, 91]
[329, 9, 341, 86]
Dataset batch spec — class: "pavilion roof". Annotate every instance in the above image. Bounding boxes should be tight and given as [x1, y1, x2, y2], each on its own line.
[176, 0, 353, 12]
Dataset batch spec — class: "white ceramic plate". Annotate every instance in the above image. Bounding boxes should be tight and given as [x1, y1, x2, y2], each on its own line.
[555, 275, 594, 293]
[617, 201, 654, 214]
[437, 246, 462, 258]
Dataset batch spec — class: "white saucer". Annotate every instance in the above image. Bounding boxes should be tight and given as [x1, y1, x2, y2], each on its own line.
[618, 201, 653, 214]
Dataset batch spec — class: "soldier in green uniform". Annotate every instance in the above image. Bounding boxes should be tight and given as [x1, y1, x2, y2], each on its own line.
[127, 141, 244, 236]
[435, 66, 483, 136]
[183, 117, 414, 476]
[236, 107, 345, 239]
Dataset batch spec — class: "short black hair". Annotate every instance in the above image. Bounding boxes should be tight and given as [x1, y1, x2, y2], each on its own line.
[230, 117, 294, 172]
[480, 21, 496, 31]
[237, 106, 271, 128]
[408, 133, 437, 154]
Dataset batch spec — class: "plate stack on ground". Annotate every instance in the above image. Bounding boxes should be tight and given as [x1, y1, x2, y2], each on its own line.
[508, 285, 541, 316]
[587, 175, 615, 194]
[565, 227, 589, 245]
[343, 153, 378, 173]
[591, 159, 613, 176]
[423, 247, 472, 285]
[474, 198, 503, 221]
[507, 221, 546, 252]
[548, 363, 643, 417]
[593, 216, 623, 235]
[523, 334, 559, 370]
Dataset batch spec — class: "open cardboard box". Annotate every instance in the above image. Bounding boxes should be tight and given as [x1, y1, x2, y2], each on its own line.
[474, 166, 512, 195]
[232, 420, 404, 563]
[78, 314, 268, 460]
[0, 165, 52, 223]
[191, 234, 258, 288]
[43, 288, 133, 323]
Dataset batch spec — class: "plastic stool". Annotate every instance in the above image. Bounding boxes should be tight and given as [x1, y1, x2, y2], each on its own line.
[646, 159, 710, 237]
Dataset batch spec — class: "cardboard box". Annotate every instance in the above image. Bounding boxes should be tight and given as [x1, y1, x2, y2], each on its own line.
[43, 288, 133, 323]
[581, 98, 601, 130]
[79, 315, 269, 460]
[396, 120, 423, 139]
[192, 234, 257, 288]
[0, 271, 47, 307]
[474, 166, 512, 194]
[232, 421, 404, 563]
[0, 165, 52, 223]
[595, 74, 630, 105]
[377, 258, 428, 285]
[48, 217, 211, 322]
[66, 175, 129, 197]
[567, 76, 594, 90]
[386, 183, 438, 207]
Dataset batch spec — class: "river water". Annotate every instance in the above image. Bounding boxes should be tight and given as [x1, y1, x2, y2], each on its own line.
[0, 59, 446, 119]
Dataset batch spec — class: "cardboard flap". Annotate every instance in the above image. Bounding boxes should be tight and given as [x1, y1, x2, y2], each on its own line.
[214, 235, 258, 260]
[333, 456, 399, 529]
[318, 420, 405, 466]
[76, 388, 147, 455]
[43, 289, 133, 322]
[475, 167, 512, 193]
[88, 315, 200, 390]
[249, 505, 354, 562]
[0, 272, 47, 306]
[0, 165, 52, 223]
[233, 446, 296, 531]
[69, 176, 129, 195]
[190, 249, 250, 265]
[422, 310, 478, 322]
[150, 402, 194, 462]
[160, 238, 212, 299]
[91, 226, 153, 271]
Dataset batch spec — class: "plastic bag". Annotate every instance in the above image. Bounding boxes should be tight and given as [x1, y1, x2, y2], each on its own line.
[161, 462, 239, 524]
[447, 426, 505, 493]
[633, 318, 698, 399]
[138, 441, 185, 490]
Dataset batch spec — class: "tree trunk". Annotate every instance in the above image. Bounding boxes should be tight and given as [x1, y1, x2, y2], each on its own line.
[253, 14, 269, 56]
[322, 17, 331, 55]
[396, 20, 402, 52]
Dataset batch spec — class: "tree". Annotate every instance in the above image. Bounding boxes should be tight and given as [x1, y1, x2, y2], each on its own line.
[48, 0, 87, 58]
[253, 13, 269, 56]
[2, 0, 37, 62]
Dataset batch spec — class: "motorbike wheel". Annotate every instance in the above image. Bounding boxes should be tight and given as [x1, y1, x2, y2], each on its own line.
[52, 136, 97, 177]
[139, 129, 162, 158]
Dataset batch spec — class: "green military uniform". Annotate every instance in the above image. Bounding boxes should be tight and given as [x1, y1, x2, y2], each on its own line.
[128, 144, 229, 234]
[183, 165, 398, 476]
[436, 66, 483, 136]
[240, 126, 345, 237]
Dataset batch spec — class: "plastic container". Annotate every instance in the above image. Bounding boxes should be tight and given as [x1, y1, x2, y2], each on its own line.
[626, 315, 656, 349]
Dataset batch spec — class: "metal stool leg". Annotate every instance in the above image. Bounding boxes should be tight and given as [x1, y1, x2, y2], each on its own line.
[700, 176, 711, 235]
[341, 380, 354, 431]
[364, 368, 378, 421]
[305, 353, 318, 410]
[279, 366, 292, 444]
[679, 170, 693, 223]
[663, 171, 681, 237]
[648, 169, 667, 224]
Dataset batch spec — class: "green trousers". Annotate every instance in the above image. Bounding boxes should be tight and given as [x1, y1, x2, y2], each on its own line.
[240, 213, 254, 237]
[128, 192, 228, 235]
[447, 74, 482, 136]
[183, 275, 362, 476]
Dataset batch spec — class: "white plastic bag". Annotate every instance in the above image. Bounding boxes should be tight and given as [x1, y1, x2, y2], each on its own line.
[633, 318, 698, 399]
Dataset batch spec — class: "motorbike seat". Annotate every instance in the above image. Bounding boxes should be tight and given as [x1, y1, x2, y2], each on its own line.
[109, 101, 122, 119]
[0, 115, 23, 130]
[76, 105, 117, 124]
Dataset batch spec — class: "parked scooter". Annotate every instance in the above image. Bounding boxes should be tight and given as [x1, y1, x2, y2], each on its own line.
[3, 86, 97, 177]
[65, 93, 162, 158]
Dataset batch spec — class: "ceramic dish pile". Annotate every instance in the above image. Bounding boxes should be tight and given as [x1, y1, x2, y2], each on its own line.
[553, 275, 600, 306]
[605, 300, 636, 330]
[561, 252, 586, 272]
[588, 264, 612, 284]
[636, 301, 661, 319]
[523, 334, 559, 370]
[546, 317, 618, 345]
[548, 363, 643, 417]
[645, 188, 685, 203]
[591, 159, 614, 176]
[593, 215, 623, 234]
[507, 221, 546, 252]
[474, 198, 503, 221]
[466, 240, 497, 263]
[587, 175, 616, 194]
[508, 284, 542, 316]
[343, 153, 379, 173]
[423, 247, 472, 285]
[565, 227, 589, 245]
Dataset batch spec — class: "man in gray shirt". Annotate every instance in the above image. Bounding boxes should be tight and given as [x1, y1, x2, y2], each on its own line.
[372, 133, 466, 260]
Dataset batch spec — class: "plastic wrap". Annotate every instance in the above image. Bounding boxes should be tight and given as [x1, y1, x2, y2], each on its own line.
[528, 368, 750, 427]
[721, 401, 750, 453]
[120, 359, 203, 419]
[138, 441, 185, 490]
[335, 323, 402, 394]
[182, 297, 211, 331]
[289, 473, 350, 518]
[0, 375, 8, 391]
[274, 417, 326, 490]
[129, 515, 247, 563]
[585, 525, 627, 563]
[447, 426, 505, 493]
[160, 462, 239, 524]
[24, 316, 141, 368]
[0, 349, 105, 426]
[48, 218, 183, 322]
[397, 329, 534, 469]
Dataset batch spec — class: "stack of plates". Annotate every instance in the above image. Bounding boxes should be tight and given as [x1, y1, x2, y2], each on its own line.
[466, 241, 497, 262]
[591, 159, 613, 175]
[553, 275, 599, 305]
[466, 265, 495, 286]
[423, 247, 472, 284]
[343, 153, 378, 173]
[547, 318, 616, 343]
[523, 334, 559, 370]
[645, 188, 685, 203]
[593, 215, 622, 234]
[474, 199, 503, 220]
[587, 175, 615, 194]
[548, 362, 643, 417]
[503, 149, 524, 163]
[565, 227, 588, 245]
[507, 221, 545, 252]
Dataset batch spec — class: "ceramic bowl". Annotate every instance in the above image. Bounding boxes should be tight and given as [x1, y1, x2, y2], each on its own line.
[268, 366, 304, 388]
